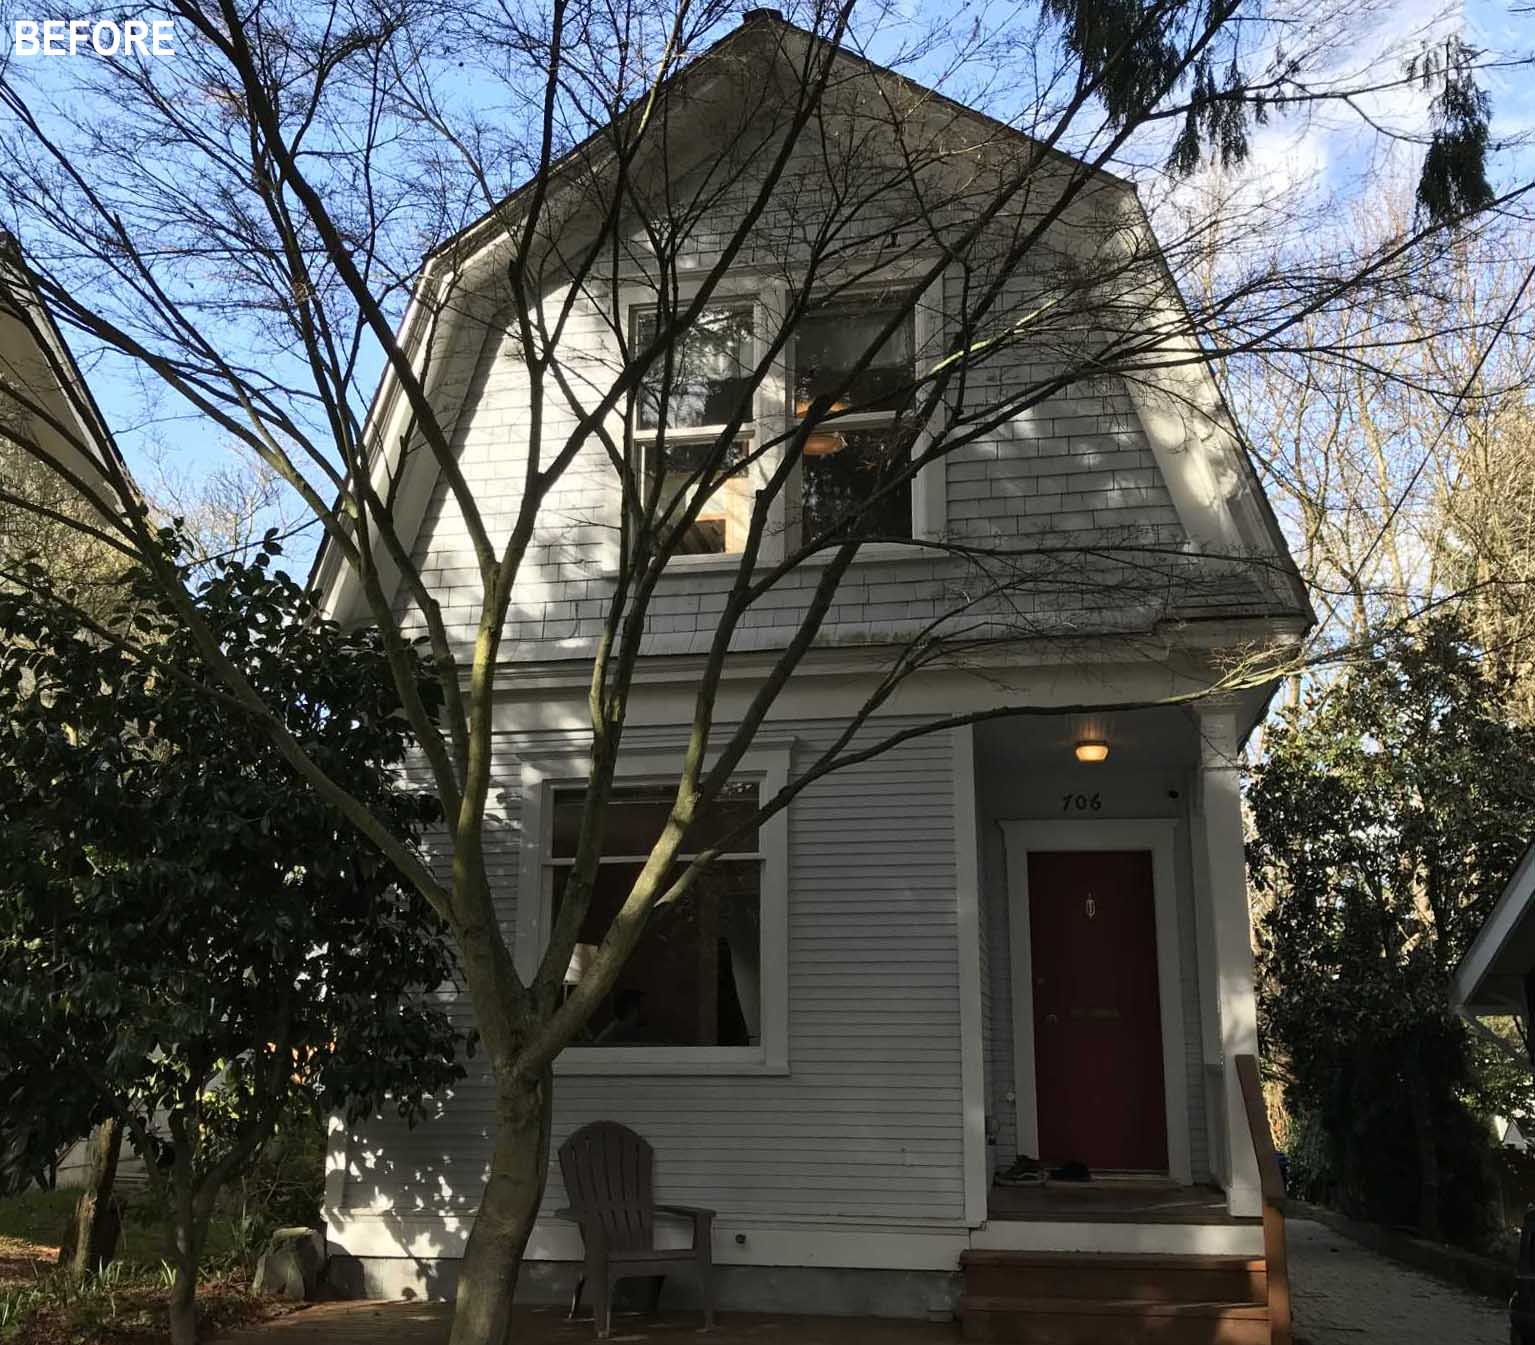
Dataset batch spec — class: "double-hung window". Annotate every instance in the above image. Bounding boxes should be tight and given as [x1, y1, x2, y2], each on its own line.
[516, 745, 790, 1074]
[633, 304, 755, 556]
[793, 302, 919, 542]
[623, 280, 938, 563]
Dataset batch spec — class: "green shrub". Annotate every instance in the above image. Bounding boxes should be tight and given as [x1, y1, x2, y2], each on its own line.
[236, 1112, 325, 1232]
[1284, 1107, 1336, 1204]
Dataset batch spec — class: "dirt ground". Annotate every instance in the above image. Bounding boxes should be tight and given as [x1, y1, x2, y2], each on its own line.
[0, 1232, 58, 1286]
[216, 1302, 962, 1345]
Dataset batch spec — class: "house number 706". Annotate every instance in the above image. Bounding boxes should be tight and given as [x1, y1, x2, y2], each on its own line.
[1062, 792, 1103, 812]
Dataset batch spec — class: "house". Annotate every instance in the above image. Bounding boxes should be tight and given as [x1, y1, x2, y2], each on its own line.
[1452, 841, 1535, 1345]
[0, 234, 128, 516]
[0, 239, 154, 1193]
[314, 10, 1311, 1340]
[1452, 839, 1535, 1067]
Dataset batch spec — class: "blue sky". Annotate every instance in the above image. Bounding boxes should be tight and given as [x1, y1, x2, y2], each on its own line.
[2, 0, 1531, 582]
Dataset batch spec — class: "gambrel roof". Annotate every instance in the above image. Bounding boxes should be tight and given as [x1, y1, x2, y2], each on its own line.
[0, 233, 129, 501]
[311, 9, 1311, 644]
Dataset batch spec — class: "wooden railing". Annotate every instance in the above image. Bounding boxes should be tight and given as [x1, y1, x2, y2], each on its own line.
[1235, 1053, 1292, 1345]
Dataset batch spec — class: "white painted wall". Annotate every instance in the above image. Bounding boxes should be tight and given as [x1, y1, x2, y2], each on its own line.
[337, 719, 970, 1255]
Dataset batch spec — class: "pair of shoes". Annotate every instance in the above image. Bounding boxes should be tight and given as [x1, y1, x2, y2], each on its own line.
[993, 1154, 1047, 1186]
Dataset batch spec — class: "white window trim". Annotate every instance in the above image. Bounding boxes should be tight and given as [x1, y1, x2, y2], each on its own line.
[515, 740, 792, 1076]
[911, 270, 947, 540]
[611, 264, 947, 576]
[621, 279, 784, 567]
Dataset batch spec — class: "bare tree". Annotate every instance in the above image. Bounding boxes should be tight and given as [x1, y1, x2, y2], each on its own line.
[1190, 183, 1535, 664]
[1440, 399, 1535, 717]
[0, 3, 1529, 1342]
[139, 440, 301, 566]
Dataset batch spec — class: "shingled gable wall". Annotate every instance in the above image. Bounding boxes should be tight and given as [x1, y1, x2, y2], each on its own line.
[394, 281, 1203, 664]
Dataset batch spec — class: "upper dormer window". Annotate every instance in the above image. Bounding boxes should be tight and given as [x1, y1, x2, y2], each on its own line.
[626, 287, 933, 562]
[635, 305, 755, 431]
[794, 303, 916, 542]
[633, 304, 754, 555]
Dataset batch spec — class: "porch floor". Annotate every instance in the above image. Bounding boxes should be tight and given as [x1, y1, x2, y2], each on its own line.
[987, 1178, 1256, 1225]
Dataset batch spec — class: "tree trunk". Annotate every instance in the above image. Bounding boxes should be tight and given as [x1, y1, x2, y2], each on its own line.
[167, 1186, 208, 1345]
[68, 1118, 123, 1277]
[1404, 1051, 1443, 1241]
[168, 1255, 198, 1345]
[449, 1068, 554, 1345]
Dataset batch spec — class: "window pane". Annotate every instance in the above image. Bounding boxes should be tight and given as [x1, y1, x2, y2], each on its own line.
[649, 439, 751, 555]
[636, 307, 754, 430]
[553, 785, 670, 858]
[557, 861, 762, 1048]
[551, 781, 760, 859]
[689, 780, 760, 853]
[795, 306, 913, 414]
[802, 426, 914, 541]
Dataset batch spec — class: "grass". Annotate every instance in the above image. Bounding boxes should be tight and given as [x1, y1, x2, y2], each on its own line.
[0, 1188, 268, 1270]
[0, 1263, 282, 1345]
[0, 1189, 289, 1344]
[0, 1192, 76, 1254]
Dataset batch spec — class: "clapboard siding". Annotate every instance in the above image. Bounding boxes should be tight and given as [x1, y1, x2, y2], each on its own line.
[342, 720, 967, 1232]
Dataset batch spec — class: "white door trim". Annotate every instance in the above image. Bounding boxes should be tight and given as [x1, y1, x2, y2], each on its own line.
[1001, 819, 1192, 1186]
[952, 726, 989, 1228]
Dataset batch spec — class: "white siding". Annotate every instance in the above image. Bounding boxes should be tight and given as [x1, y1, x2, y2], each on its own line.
[342, 720, 968, 1233]
[398, 302, 1221, 668]
[388, 128, 1283, 670]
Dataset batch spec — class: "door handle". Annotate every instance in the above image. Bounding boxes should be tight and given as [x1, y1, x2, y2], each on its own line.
[1045, 1012, 1059, 1025]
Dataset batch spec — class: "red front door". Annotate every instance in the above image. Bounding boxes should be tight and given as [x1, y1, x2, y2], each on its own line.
[1028, 849, 1168, 1172]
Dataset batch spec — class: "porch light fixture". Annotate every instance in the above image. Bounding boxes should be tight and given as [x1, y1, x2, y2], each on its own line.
[1074, 739, 1109, 764]
[797, 396, 849, 457]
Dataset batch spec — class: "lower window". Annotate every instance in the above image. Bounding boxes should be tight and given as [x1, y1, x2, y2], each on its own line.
[549, 783, 763, 1049]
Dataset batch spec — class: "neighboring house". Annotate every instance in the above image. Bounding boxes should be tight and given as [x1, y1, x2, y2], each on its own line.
[315, 11, 1311, 1338]
[0, 234, 128, 513]
[0, 239, 154, 1193]
[1452, 843, 1535, 1345]
[1497, 1118, 1529, 1152]
[1452, 840, 1535, 1067]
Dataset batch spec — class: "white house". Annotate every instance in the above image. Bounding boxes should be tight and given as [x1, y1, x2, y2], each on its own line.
[1453, 838, 1535, 1062]
[314, 11, 1310, 1341]
[0, 234, 129, 509]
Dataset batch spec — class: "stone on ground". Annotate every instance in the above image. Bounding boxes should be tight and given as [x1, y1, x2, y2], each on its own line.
[253, 1227, 328, 1301]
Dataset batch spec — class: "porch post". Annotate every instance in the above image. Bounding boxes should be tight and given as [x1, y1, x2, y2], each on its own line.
[1196, 702, 1263, 1218]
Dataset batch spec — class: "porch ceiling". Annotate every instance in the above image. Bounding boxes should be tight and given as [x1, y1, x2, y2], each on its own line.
[974, 705, 1200, 776]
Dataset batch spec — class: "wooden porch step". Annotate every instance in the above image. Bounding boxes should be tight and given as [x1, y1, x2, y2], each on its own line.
[960, 1250, 1268, 1304]
[959, 1294, 1271, 1345]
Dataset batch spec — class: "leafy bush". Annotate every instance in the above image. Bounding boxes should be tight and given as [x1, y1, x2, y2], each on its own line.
[1283, 1107, 1336, 1204]
[235, 1111, 326, 1233]
[1251, 619, 1535, 1246]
